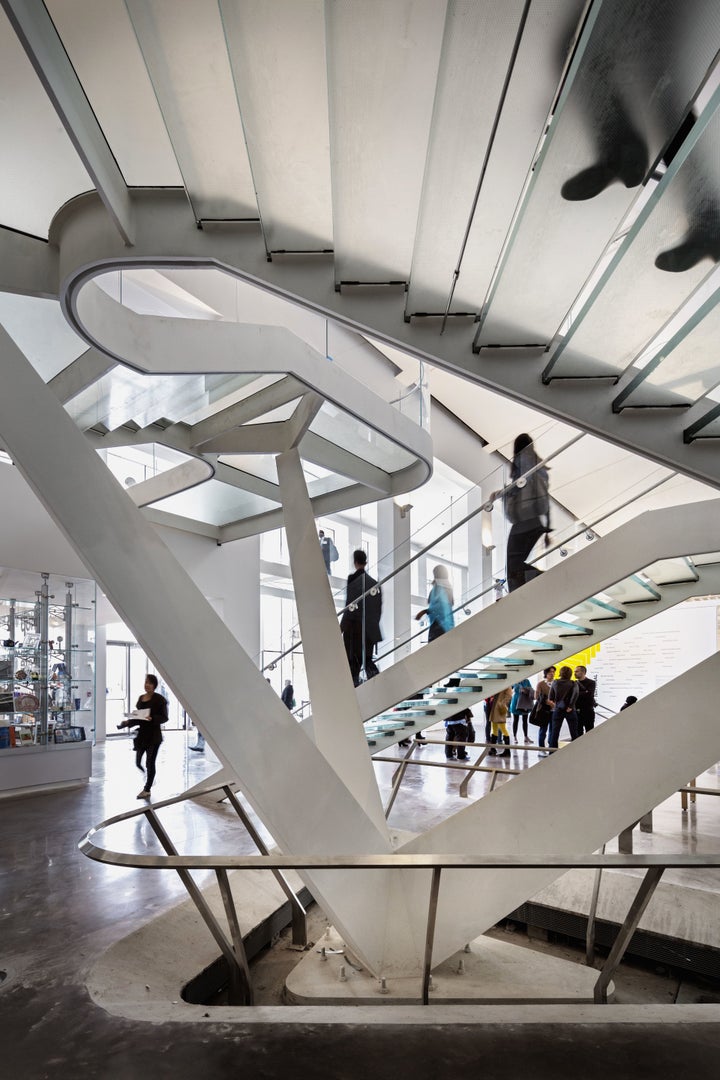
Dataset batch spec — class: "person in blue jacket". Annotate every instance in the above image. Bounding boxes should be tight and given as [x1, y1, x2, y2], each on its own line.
[510, 678, 535, 743]
[416, 565, 454, 642]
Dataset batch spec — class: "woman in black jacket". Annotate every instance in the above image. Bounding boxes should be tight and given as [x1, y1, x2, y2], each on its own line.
[119, 673, 168, 799]
[505, 433, 551, 592]
[548, 665, 579, 748]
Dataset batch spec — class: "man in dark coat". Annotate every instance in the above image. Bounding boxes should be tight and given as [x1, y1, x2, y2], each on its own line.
[281, 679, 294, 710]
[340, 549, 382, 687]
[574, 664, 597, 735]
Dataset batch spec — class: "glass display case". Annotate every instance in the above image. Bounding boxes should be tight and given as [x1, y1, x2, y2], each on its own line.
[0, 571, 95, 787]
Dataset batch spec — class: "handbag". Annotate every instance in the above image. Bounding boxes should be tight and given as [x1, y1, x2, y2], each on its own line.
[529, 696, 551, 726]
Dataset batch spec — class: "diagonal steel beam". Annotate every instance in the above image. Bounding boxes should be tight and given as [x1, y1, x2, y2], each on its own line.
[286, 392, 324, 449]
[197, 422, 293, 455]
[126, 458, 214, 508]
[189, 376, 304, 448]
[1, 0, 134, 244]
[300, 431, 393, 494]
[212, 460, 280, 502]
[0, 225, 57, 298]
[48, 348, 115, 403]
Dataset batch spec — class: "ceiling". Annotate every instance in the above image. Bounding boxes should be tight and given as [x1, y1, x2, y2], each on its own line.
[1, 0, 720, 547]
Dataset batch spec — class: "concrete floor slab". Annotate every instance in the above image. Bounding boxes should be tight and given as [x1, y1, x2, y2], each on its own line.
[286, 926, 606, 1005]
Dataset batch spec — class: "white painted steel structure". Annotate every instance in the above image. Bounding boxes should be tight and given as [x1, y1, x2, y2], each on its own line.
[2, 0, 720, 979]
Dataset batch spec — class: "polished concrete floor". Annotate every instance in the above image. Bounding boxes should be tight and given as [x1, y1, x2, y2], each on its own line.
[2, 729, 720, 1079]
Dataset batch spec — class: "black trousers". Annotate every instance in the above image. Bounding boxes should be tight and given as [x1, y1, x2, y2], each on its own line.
[136, 743, 160, 789]
[512, 711, 529, 739]
[343, 624, 379, 686]
[445, 722, 468, 758]
[507, 522, 546, 592]
[577, 709, 595, 735]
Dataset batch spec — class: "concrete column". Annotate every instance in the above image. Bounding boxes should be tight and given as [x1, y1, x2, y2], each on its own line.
[94, 623, 107, 742]
[376, 499, 411, 666]
[467, 488, 488, 610]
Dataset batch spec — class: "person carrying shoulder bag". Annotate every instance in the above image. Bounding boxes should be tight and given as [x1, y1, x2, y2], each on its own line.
[548, 665, 579, 748]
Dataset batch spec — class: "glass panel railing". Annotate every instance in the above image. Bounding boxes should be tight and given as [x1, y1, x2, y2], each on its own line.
[262, 437, 584, 674]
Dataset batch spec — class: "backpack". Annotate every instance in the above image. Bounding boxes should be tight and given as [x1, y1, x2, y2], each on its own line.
[517, 686, 535, 712]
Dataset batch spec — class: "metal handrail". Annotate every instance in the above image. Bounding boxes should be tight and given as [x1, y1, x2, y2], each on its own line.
[78, 782, 720, 1007]
[262, 434, 583, 673]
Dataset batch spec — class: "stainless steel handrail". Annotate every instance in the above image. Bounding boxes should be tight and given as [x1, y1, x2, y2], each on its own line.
[262, 434, 583, 673]
[78, 782, 720, 1007]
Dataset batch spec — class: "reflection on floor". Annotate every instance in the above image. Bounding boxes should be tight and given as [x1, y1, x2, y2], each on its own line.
[2, 729, 720, 1078]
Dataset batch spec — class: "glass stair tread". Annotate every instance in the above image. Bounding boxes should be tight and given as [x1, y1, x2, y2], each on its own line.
[509, 637, 562, 651]
[606, 575, 662, 604]
[480, 656, 533, 666]
[567, 597, 626, 621]
[643, 557, 698, 586]
[382, 709, 436, 718]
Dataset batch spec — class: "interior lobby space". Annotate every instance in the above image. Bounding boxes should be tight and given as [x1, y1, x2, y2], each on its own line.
[4, 0, 720, 1074]
[3, 733, 720, 1077]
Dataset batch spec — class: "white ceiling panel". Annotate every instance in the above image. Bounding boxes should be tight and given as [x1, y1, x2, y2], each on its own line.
[0, 6, 90, 236]
[407, 0, 584, 317]
[45, 0, 183, 188]
[219, 0, 333, 251]
[326, 0, 447, 283]
[124, 0, 258, 220]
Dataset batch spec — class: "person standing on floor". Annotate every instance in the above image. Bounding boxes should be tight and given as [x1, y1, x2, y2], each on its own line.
[504, 434, 551, 593]
[281, 678, 295, 710]
[416, 564, 454, 642]
[533, 665, 556, 755]
[444, 706, 472, 761]
[118, 673, 168, 799]
[340, 549, 383, 687]
[510, 678, 535, 743]
[548, 665, 579, 749]
[488, 685, 513, 757]
[574, 664, 597, 735]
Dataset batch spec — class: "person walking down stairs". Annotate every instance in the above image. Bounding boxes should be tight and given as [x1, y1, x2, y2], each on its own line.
[488, 686, 513, 757]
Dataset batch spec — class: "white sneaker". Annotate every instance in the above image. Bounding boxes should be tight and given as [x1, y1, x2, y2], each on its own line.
[524, 737, 532, 743]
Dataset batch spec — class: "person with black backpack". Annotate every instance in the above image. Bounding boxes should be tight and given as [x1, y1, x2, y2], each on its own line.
[504, 434, 551, 593]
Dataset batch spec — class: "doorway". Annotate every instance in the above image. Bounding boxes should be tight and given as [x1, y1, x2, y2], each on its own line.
[106, 641, 187, 731]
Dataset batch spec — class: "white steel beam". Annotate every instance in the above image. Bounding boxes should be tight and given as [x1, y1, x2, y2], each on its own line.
[1, 0, 134, 244]
[54, 192, 720, 489]
[48, 348, 115, 403]
[276, 447, 388, 834]
[0, 323, 403, 976]
[0, 225, 58, 297]
[357, 495, 720, 724]
[286, 392, 323, 449]
[189, 376, 304, 448]
[299, 431, 393, 494]
[125, 458, 214, 508]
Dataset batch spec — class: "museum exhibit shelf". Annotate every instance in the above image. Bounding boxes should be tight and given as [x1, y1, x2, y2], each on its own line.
[0, 571, 96, 796]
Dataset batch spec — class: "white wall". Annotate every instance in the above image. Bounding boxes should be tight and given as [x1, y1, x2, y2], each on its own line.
[0, 462, 89, 577]
[587, 599, 718, 714]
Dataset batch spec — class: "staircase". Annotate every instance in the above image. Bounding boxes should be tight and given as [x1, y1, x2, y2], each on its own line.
[364, 549, 720, 748]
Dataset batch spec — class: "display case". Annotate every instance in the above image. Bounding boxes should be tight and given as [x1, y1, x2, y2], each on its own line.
[0, 571, 95, 795]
